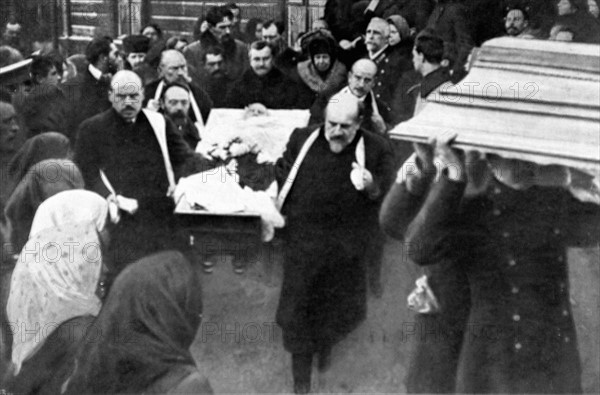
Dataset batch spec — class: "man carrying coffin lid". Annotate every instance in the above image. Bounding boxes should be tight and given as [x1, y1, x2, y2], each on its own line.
[74, 70, 214, 288]
[274, 92, 394, 394]
[382, 129, 600, 392]
[380, 29, 470, 393]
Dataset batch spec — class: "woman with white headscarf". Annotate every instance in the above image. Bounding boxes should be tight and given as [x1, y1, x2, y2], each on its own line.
[5, 189, 109, 395]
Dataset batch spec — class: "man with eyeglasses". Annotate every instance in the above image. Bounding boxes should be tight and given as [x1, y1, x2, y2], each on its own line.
[74, 70, 214, 288]
[184, 6, 249, 82]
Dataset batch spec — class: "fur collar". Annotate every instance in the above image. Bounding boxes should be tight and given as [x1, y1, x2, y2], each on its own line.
[297, 59, 347, 94]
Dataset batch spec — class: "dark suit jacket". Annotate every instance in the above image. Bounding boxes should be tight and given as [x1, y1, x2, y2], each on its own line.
[309, 88, 393, 134]
[225, 68, 312, 109]
[143, 79, 212, 124]
[74, 108, 210, 215]
[426, 1, 474, 79]
[62, 69, 111, 141]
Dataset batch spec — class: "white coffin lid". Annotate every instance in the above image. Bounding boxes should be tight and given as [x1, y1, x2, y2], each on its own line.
[389, 37, 600, 177]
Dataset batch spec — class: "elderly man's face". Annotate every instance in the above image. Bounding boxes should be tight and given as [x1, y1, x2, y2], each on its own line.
[249, 46, 273, 76]
[109, 73, 144, 122]
[365, 20, 388, 53]
[348, 68, 375, 98]
[324, 102, 361, 153]
[162, 86, 190, 120]
[505, 10, 528, 36]
[159, 53, 190, 84]
[262, 25, 280, 44]
[0, 102, 20, 155]
[204, 53, 224, 77]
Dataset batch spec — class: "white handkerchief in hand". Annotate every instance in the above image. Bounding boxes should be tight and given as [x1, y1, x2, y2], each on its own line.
[116, 195, 138, 214]
[350, 162, 365, 191]
[407, 275, 440, 314]
[107, 195, 121, 224]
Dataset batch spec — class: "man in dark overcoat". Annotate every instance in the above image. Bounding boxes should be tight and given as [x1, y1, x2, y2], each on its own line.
[63, 37, 119, 141]
[399, 136, 600, 393]
[225, 41, 312, 109]
[275, 93, 394, 393]
[74, 71, 213, 286]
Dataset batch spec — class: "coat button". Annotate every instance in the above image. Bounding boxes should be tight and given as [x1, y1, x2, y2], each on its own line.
[553, 228, 561, 235]
[502, 232, 510, 238]
[515, 342, 522, 350]
[377, 82, 382, 86]
[381, 69, 385, 74]
[376, 94, 380, 98]
[562, 310, 569, 317]
[564, 336, 570, 343]
[513, 314, 521, 322]
[493, 209, 501, 216]
[557, 255, 564, 262]
[508, 259, 516, 266]
[511, 286, 519, 294]
[494, 187, 502, 194]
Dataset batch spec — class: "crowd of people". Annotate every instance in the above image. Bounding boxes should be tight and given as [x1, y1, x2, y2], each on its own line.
[0, 0, 599, 394]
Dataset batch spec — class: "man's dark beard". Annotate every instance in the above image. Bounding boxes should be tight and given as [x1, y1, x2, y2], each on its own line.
[167, 111, 188, 126]
[107, 61, 118, 75]
[210, 69, 224, 78]
[221, 34, 237, 57]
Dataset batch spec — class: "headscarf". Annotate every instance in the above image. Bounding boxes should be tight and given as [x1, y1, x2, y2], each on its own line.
[29, 190, 108, 237]
[7, 190, 108, 374]
[4, 159, 84, 253]
[7, 132, 71, 189]
[387, 15, 412, 42]
[63, 251, 203, 394]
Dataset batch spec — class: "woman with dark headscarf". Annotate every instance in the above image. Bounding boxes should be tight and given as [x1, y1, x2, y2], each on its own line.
[296, 30, 347, 102]
[1, 132, 70, 220]
[4, 158, 84, 253]
[7, 132, 70, 189]
[63, 251, 212, 394]
[387, 15, 414, 64]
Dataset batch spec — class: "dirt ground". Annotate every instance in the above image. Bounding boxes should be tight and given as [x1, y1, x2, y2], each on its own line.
[190, 238, 599, 394]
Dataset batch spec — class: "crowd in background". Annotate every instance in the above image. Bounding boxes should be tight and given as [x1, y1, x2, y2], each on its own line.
[0, 0, 599, 394]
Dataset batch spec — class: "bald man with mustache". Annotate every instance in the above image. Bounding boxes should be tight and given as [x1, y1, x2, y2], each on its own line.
[74, 70, 214, 287]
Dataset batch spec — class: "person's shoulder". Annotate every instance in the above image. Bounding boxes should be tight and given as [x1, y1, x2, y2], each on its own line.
[362, 128, 392, 151]
[234, 39, 248, 50]
[183, 40, 202, 53]
[144, 78, 161, 90]
[78, 108, 114, 132]
[289, 126, 319, 146]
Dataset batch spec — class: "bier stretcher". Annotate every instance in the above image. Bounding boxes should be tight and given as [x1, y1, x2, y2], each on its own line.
[174, 109, 310, 272]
